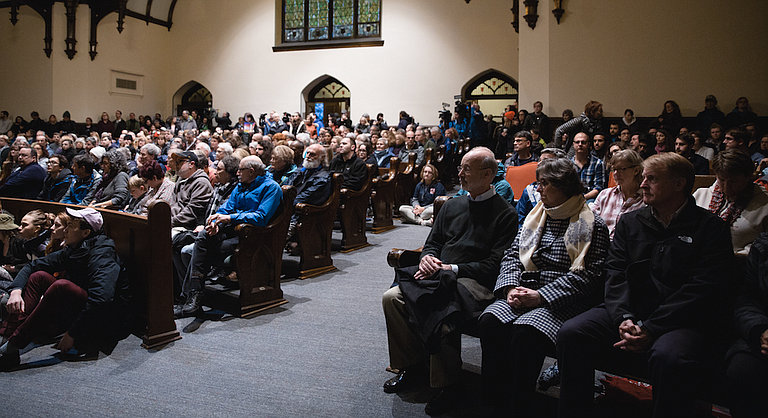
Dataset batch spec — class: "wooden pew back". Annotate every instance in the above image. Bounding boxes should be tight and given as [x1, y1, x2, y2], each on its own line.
[0, 197, 179, 349]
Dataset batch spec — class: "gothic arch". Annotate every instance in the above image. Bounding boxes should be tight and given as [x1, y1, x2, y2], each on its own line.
[461, 69, 519, 101]
[172, 81, 212, 118]
[301, 75, 351, 124]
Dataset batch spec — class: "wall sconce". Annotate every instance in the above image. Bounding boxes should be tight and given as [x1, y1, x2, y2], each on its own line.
[552, 0, 564, 24]
[523, 0, 539, 30]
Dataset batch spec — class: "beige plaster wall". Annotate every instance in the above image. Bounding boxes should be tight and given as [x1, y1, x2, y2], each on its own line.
[167, 0, 519, 124]
[0, 4, 172, 123]
[545, 0, 768, 118]
[0, 6, 53, 119]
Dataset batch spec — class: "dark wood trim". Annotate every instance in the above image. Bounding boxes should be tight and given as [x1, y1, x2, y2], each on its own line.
[273, 38, 383, 52]
[124, 9, 171, 29]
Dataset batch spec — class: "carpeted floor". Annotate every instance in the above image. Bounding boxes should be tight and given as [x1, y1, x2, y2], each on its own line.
[5, 218, 544, 418]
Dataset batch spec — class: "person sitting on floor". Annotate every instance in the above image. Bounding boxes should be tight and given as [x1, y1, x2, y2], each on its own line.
[381, 147, 518, 416]
[479, 157, 610, 417]
[0, 207, 129, 370]
[398, 163, 445, 227]
[0, 210, 53, 278]
[175, 156, 282, 317]
[556, 152, 735, 417]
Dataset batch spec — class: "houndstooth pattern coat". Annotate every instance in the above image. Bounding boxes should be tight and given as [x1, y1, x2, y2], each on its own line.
[482, 215, 610, 343]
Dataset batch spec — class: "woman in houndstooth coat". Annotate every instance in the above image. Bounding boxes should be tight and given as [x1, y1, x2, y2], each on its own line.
[478, 158, 610, 416]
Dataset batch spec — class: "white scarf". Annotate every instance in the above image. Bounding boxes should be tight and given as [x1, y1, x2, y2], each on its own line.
[519, 194, 594, 272]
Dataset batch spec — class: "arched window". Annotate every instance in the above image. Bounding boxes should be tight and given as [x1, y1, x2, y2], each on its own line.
[463, 70, 519, 101]
[281, 0, 382, 47]
[304, 76, 351, 123]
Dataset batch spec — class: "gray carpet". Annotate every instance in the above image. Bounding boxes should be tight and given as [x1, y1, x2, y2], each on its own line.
[2, 219, 513, 418]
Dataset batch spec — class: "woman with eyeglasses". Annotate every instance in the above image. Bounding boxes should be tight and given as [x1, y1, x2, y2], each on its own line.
[479, 157, 610, 417]
[39, 155, 73, 202]
[589, 149, 645, 240]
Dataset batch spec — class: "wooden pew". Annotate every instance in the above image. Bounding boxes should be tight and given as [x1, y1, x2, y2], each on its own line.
[693, 174, 716, 191]
[203, 186, 297, 317]
[0, 197, 180, 349]
[371, 158, 399, 233]
[338, 164, 375, 252]
[294, 173, 342, 279]
[395, 152, 417, 217]
[434, 144, 452, 190]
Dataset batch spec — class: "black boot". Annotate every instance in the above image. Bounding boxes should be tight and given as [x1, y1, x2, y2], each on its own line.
[181, 290, 204, 317]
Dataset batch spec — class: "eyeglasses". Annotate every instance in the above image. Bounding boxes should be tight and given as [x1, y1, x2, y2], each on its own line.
[457, 165, 491, 173]
[612, 165, 637, 173]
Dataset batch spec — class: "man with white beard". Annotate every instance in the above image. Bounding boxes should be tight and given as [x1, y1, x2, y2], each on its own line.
[284, 143, 332, 253]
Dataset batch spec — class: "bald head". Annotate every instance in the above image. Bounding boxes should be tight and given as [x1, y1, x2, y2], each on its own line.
[459, 146, 496, 198]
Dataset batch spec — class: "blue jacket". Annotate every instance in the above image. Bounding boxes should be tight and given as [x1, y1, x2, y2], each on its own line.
[217, 175, 282, 227]
[267, 163, 299, 186]
[412, 181, 446, 207]
[61, 170, 102, 205]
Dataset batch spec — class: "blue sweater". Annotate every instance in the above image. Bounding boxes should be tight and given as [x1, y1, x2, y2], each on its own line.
[216, 175, 282, 227]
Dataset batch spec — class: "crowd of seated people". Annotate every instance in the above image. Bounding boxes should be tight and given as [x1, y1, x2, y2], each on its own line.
[0, 97, 766, 416]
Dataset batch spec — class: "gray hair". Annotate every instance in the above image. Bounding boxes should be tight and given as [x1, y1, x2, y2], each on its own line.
[540, 147, 567, 159]
[610, 149, 644, 183]
[141, 143, 161, 157]
[195, 142, 211, 153]
[75, 137, 86, 147]
[217, 142, 234, 156]
[536, 157, 585, 198]
[296, 133, 311, 145]
[241, 155, 266, 176]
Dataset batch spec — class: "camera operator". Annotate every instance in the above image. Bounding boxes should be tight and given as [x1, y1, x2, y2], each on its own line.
[214, 111, 232, 130]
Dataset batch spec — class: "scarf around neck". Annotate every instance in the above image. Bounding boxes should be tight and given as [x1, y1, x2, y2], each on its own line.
[708, 182, 751, 226]
[519, 194, 595, 272]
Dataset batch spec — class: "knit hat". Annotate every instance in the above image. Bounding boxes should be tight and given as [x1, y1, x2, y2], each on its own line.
[0, 213, 18, 230]
[63, 111, 71, 119]
[90, 146, 106, 160]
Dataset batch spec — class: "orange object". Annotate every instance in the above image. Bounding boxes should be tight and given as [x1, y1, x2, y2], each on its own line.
[505, 162, 538, 200]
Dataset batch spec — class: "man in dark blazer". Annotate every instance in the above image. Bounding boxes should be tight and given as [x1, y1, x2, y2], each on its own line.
[557, 152, 735, 417]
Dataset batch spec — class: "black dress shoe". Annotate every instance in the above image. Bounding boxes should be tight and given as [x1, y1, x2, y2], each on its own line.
[181, 291, 204, 317]
[0, 351, 20, 372]
[383, 367, 427, 393]
[425, 383, 462, 415]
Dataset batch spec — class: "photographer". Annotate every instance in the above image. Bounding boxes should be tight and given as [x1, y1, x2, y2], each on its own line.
[214, 111, 232, 130]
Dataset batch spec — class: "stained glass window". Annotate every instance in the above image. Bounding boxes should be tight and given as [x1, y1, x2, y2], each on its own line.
[282, 0, 382, 43]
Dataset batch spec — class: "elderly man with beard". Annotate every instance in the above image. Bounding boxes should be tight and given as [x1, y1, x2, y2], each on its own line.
[284, 143, 332, 254]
